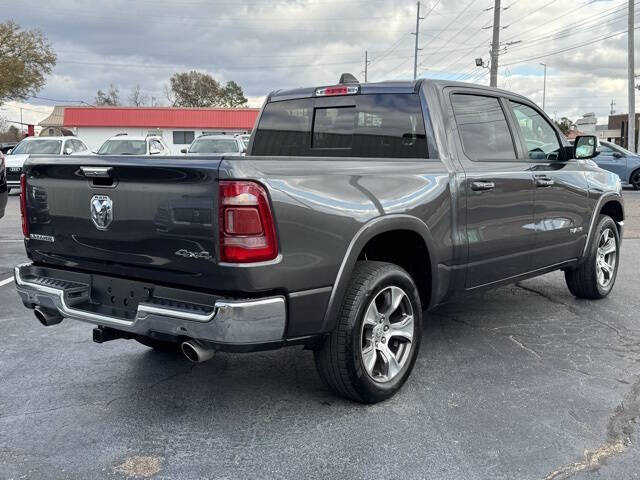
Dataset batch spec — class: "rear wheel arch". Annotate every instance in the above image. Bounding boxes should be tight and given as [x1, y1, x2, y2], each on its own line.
[321, 216, 437, 333]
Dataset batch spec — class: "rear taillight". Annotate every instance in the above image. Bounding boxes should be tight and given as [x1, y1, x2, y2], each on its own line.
[219, 180, 278, 263]
[19, 174, 29, 237]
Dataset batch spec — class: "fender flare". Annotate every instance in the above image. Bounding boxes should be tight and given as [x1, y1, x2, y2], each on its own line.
[320, 214, 439, 333]
[579, 192, 624, 263]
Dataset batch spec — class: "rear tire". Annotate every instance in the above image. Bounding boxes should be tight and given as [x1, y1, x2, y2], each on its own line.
[565, 215, 619, 299]
[136, 336, 181, 353]
[314, 261, 422, 403]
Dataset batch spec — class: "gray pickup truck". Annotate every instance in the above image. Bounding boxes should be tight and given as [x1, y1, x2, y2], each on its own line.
[14, 79, 623, 403]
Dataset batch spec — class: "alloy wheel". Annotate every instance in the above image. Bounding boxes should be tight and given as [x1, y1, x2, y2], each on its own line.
[360, 286, 415, 383]
[596, 228, 617, 288]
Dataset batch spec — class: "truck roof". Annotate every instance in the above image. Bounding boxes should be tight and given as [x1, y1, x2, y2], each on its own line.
[268, 79, 529, 103]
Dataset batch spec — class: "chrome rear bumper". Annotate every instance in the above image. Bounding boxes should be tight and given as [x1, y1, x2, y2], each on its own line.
[14, 263, 286, 346]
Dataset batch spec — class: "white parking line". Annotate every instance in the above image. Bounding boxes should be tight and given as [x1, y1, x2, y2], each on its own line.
[0, 277, 14, 287]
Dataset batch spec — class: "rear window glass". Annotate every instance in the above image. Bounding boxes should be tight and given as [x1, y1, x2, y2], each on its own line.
[451, 94, 516, 161]
[12, 140, 62, 154]
[189, 139, 240, 154]
[252, 94, 428, 158]
[98, 140, 147, 155]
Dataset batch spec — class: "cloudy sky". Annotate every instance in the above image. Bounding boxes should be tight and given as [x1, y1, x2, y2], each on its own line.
[0, 0, 637, 127]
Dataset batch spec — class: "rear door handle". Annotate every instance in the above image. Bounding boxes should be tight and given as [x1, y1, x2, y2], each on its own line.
[471, 181, 495, 191]
[535, 175, 554, 187]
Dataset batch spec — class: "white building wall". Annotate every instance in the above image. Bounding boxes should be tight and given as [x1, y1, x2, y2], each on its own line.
[75, 126, 247, 154]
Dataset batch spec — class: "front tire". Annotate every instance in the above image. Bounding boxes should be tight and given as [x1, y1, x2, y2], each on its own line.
[565, 215, 620, 299]
[314, 261, 422, 403]
[631, 170, 640, 190]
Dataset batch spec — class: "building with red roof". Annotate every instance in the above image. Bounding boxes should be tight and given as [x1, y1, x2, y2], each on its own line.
[60, 106, 260, 153]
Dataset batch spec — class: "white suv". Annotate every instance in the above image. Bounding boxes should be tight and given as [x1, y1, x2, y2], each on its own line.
[5, 136, 90, 193]
[96, 134, 171, 156]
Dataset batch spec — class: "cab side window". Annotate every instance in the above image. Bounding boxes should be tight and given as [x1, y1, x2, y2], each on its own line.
[451, 94, 516, 161]
[509, 102, 561, 161]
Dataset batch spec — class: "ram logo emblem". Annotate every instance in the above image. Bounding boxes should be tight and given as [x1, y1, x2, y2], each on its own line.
[90, 195, 113, 231]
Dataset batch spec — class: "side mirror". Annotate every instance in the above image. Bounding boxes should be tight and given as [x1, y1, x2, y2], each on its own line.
[7, 149, 12, 155]
[574, 135, 598, 159]
[63, 147, 73, 155]
[149, 146, 161, 155]
[180, 148, 187, 154]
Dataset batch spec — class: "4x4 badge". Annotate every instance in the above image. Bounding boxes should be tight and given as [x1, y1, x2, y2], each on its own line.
[90, 195, 113, 231]
[175, 249, 212, 261]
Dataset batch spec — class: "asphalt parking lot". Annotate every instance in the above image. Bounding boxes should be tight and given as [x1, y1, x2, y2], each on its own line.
[1, 191, 640, 480]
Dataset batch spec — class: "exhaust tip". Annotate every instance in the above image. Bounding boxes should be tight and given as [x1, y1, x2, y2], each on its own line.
[34, 307, 63, 326]
[181, 342, 199, 362]
[181, 340, 214, 363]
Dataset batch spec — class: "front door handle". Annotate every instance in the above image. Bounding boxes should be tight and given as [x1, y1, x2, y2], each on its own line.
[535, 175, 554, 187]
[471, 181, 495, 191]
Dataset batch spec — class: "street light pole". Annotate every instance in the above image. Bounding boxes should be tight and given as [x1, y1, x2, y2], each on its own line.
[540, 62, 547, 111]
[489, 0, 501, 87]
[629, 0, 636, 152]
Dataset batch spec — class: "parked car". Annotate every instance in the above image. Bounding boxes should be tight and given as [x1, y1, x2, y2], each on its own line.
[181, 134, 245, 156]
[0, 142, 17, 155]
[96, 134, 170, 156]
[238, 134, 251, 149]
[14, 79, 623, 403]
[594, 140, 640, 189]
[5, 136, 89, 193]
[0, 150, 6, 219]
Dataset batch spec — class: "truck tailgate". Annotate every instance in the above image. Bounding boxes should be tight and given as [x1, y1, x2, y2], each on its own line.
[24, 156, 221, 283]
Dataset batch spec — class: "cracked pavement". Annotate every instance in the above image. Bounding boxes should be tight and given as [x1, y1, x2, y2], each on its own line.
[1, 192, 640, 479]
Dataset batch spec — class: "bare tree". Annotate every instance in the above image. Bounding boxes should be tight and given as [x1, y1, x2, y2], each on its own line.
[163, 84, 175, 106]
[128, 84, 148, 107]
[95, 84, 120, 106]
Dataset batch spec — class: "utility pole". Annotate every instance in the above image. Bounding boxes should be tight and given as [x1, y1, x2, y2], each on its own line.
[490, 0, 501, 87]
[20, 107, 23, 136]
[363, 50, 371, 83]
[412, 2, 424, 80]
[629, 0, 636, 152]
[611, 99, 616, 115]
[540, 62, 547, 111]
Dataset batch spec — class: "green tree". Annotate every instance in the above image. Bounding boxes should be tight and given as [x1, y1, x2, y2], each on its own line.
[220, 80, 248, 108]
[554, 117, 572, 136]
[95, 84, 120, 106]
[168, 71, 247, 108]
[0, 21, 57, 104]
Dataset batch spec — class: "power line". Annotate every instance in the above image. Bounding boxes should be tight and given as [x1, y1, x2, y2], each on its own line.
[500, 26, 640, 67]
[0, 104, 52, 115]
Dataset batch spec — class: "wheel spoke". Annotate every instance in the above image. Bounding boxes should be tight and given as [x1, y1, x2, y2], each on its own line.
[601, 240, 616, 255]
[361, 344, 377, 375]
[363, 300, 380, 327]
[389, 315, 414, 342]
[383, 287, 405, 317]
[601, 260, 613, 275]
[378, 344, 401, 379]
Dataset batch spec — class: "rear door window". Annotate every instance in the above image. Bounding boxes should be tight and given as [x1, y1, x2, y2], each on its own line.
[252, 93, 428, 158]
[451, 94, 516, 161]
